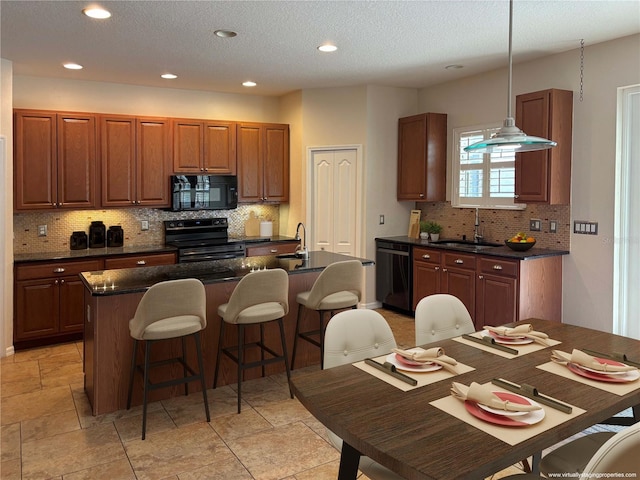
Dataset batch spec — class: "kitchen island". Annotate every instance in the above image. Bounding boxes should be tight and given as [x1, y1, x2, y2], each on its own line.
[80, 251, 373, 415]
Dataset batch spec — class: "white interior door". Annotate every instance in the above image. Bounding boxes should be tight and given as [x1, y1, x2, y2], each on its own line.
[310, 148, 359, 256]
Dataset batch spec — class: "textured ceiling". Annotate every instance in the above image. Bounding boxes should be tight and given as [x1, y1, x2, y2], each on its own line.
[1, 0, 639, 96]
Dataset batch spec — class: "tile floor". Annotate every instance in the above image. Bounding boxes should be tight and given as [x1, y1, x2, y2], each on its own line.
[0, 309, 557, 480]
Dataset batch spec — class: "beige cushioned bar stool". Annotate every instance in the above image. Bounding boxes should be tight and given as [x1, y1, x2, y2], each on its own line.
[127, 278, 210, 440]
[291, 260, 363, 369]
[323, 309, 404, 480]
[414, 294, 475, 345]
[213, 268, 292, 413]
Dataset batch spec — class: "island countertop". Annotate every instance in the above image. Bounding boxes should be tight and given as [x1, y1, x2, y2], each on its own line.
[80, 250, 374, 296]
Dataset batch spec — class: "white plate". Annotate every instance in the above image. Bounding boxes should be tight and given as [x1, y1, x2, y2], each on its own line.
[385, 351, 442, 373]
[481, 329, 534, 345]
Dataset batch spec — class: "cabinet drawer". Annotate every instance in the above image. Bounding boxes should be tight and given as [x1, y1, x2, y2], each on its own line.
[16, 259, 103, 281]
[104, 253, 176, 269]
[246, 242, 298, 257]
[478, 257, 518, 277]
[413, 248, 441, 264]
[443, 252, 476, 270]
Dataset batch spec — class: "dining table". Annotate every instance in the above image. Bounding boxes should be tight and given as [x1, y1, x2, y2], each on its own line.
[290, 318, 640, 480]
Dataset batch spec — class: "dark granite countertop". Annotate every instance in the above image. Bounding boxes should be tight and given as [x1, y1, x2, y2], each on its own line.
[375, 236, 569, 260]
[80, 250, 373, 296]
[228, 235, 297, 244]
[14, 245, 178, 264]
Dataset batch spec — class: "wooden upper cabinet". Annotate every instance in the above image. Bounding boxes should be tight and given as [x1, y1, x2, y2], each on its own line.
[397, 112, 447, 201]
[237, 122, 289, 203]
[515, 89, 573, 204]
[172, 119, 236, 174]
[101, 115, 170, 207]
[14, 110, 97, 211]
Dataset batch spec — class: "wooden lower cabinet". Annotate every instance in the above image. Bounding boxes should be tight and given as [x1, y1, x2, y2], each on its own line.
[412, 247, 563, 327]
[103, 252, 176, 269]
[245, 241, 298, 257]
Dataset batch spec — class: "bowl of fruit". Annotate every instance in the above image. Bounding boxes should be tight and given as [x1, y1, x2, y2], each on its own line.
[505, 232, 536, 251]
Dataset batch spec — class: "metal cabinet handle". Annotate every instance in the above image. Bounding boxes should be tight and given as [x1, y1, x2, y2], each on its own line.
[54, 280, 59, 284]
[270, 249, 278, 253]
[493, 265, 503, 270]
[514, 194, 519, 199]
[434, 266, 440, 271]
[53, 267, 65, 273]
[422, 254, 430, 259]
[419, 193, 425, 198]
[60, 279, 65, 284]
[442, 268, 448, 272]
[455, 259, 464, 264]
[478, 275, 484, 280]
[200, 168, 205, 172]
[137, 260, 146, 265]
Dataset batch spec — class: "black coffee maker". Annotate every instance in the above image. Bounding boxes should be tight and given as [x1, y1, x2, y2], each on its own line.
[89, 221, 106, 248]
[107, 225, 124, 247]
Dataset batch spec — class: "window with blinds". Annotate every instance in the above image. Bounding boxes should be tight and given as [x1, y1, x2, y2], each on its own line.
[452, 125, 525, 209]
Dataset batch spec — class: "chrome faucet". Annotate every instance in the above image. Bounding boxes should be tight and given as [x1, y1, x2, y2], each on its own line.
[294, 222, 309, 259]
[473, 208, 484, 243]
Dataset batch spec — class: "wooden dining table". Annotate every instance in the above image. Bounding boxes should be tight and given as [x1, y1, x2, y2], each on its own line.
[290, 318, 640, 480]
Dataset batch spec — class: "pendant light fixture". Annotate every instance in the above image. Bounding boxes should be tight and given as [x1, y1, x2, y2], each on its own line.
[464, 0, 556, 153]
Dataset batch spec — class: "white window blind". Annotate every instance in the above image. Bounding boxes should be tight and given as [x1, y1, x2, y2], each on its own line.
[452, 125, 525, 209]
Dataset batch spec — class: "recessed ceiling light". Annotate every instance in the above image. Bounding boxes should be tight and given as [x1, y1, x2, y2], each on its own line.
[63, 63, 83, 70]
[82, 7, 111, 19]
[242, 81, 257, 87]
[161, 73, 177, 79]
[214, 30, 237, 38]
[445, 64, 464, 70]
[318, 44, 338, 53]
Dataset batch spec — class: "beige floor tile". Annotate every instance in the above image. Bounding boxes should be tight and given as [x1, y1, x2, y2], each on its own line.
[253, 397, 313, 427]
[0, 354, 15, 365]
[293, 459, 340, 480]
[232, 375, 293, 408]
[115, 408, 177, 442]
[0, 457, 21, 480]
[210, 407, 272, 442]
[1, 375, 42, 398]
[1, 422, 21, 462]
[12, 342, 80, 363]
[62, 457, 136, 480]
[226, 421, 340, 480]
[301, 415, 332, 444]
[125, 422, 227, 480]
[21, 409, 81, 443]
[21, 423, 126, 480]
[161, 387, 231, 428]
[39, 354, 84, 388]
[1, 359, 42, 398]
[177, 447, 253, 480]
[1, 385, 75, 425]
[488, 464, 526, 479]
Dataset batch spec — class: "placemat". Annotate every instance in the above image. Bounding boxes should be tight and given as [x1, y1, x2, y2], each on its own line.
[537, 361, 640, 396]
[430, 382, 585, 446]
[353, 354, 475, 392]
[452, 332, 561, 359]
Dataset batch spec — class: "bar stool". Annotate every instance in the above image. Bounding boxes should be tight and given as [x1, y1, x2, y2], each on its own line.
[126, 278, 210, 440]
[213, 268, 292, 413]
[291, 260, 363, 369]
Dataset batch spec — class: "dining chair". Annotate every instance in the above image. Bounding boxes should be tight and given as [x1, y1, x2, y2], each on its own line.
[291, 259, 363, 369]
[323, 308, 405, 480]
[501, 421, 639, 479]
[213, 268, 293, 413]
[414, 294, 475, 345]
[127, 278, 210, 440]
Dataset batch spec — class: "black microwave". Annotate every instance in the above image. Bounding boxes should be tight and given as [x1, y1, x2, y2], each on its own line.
[170, 175, 238, 211]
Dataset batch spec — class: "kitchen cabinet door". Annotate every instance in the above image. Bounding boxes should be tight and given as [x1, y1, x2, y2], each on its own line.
[262, 124, 289, 201]
[441, 267, 476, 325]
[515, 89, 573, 204]
[237, 123, 263, 202]
[204, 121, 236, 174]
[475, 257, 519, 327]
[173, 120, 204, 172]
[412, 247, 441, 309]
[15, 279, 59, 339]
[58, 276, 87, 333]
[136, 118, 171, 207]
[397, 113, 446, 201]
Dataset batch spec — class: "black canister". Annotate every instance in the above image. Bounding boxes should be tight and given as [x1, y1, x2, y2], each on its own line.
[89, 221, 106, 248]
[70, 231, 88, 250]
[107, 225, 124, 247]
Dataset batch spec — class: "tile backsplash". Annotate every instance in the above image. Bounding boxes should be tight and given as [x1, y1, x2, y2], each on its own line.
[13, 205, 280, 254]
[416, 202, 570, 250]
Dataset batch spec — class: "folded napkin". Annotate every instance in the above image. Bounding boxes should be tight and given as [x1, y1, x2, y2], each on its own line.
[484, 324, 551, 346]
[392, 347, 458, 373]
[451, 382, 542, 412]
[552, 349, 637, 372]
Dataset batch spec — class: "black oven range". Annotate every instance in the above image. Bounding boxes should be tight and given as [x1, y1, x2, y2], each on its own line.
[164, 218, 245, 263]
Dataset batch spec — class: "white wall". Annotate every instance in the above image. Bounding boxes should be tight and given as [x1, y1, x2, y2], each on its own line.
[418, 34, 640, 332]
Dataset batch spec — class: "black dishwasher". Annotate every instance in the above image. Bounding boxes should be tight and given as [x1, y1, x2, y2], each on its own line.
[375, 239, 412, 315]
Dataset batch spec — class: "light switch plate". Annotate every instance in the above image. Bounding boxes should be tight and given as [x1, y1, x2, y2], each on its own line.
[573, 220, 598, 235]
[550, 220, 558, 233]
[38, 225, 47, 236]
[529, 219, 541, 231]
[141, 220, 149, 231]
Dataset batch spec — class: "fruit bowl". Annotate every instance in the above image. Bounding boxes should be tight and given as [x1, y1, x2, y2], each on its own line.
[504, 239, 536, 251]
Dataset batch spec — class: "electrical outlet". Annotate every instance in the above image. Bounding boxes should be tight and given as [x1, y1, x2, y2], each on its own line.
[38, 225, 47, 237]
[550, 220, 558, 233]
[529, 219, 541, 231]
[141, 220, 149, 231]
[379, 215, 385, 225]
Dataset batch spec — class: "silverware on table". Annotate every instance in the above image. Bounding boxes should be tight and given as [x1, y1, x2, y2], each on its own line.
[364, 358, 418, 386]
[461, 334, 519, 355]
[580, 349, 640, 368]
[491, 378, 573, 413]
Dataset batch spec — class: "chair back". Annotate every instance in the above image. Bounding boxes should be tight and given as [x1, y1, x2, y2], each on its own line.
[304, 260, 363, 309]
[415, 294, 475, 345]
[583, 422, 639, 474]
[221, 268, 289, 324]
[130, 278, 206, 339]
[323, 309, 397, 369]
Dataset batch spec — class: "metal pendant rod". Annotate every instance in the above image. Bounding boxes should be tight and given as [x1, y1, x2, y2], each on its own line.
[507, 0, 514, 119]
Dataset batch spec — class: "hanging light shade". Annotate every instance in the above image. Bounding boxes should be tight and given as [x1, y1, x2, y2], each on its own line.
[464, 0, 556, 153]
